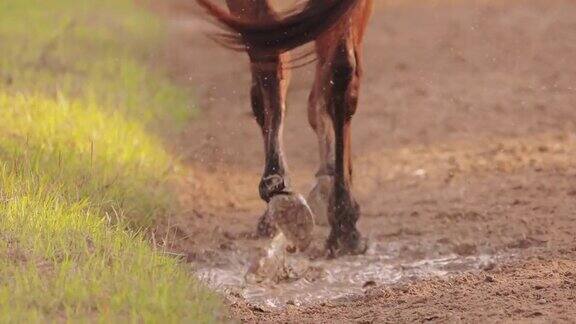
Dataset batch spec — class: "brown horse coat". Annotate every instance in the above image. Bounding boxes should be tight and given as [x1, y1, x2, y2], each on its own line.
[196, 0, 373, 256]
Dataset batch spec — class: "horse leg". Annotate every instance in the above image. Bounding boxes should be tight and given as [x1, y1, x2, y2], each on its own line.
[307, 60, 335, 227]
[250, 54, 293, 235]
[225, 1, 314, 250]
[249, 53, 314, 251]
[324, 35, 367, 256]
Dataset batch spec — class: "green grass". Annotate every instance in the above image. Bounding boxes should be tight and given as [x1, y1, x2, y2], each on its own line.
[0, 0, 221, 322]
[0, 0, 192, 129]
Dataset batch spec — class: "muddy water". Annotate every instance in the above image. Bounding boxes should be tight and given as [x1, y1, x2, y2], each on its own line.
[196, 241, 511, 308]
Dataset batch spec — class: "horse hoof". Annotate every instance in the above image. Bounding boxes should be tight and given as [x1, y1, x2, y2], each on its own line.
[327, 232, 368, 258]
[268, 193, 315, 252]
[307, 175, 333, 227]
[256, 209, 277, 238]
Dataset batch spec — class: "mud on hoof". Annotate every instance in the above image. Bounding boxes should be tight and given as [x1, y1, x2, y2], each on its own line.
[268, 193, 315, 252]
[326, 199, 367, 257]
[256, 210, 277, 238]
[307, 175, 333, 227]
[327, 229, 368, 258]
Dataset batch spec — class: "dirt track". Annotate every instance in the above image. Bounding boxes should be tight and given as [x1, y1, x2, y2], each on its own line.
[161, 0, 576, 322]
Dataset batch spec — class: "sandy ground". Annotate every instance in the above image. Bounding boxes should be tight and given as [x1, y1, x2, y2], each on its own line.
[158, 0, 576, 322]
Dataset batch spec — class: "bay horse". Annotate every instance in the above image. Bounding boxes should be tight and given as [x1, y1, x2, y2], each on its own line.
[196, 0, 373, 257]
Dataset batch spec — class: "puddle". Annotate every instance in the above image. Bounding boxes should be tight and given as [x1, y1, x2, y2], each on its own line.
[196, 241, 510, 308]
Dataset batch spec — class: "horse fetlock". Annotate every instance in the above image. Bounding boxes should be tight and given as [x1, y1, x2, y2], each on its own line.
[259, 174, 289, 202]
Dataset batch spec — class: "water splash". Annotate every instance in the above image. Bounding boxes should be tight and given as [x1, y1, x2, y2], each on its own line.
[196, 241, 509, 308]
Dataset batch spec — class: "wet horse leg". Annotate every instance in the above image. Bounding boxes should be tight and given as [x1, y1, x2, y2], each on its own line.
[225, 0, 314, 250]
[310, 28, 368, 256]
[307, 59, 335, 227]
[327, 36, 366, 256]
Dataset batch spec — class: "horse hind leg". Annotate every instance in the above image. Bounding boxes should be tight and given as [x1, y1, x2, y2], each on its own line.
[307, 61, 335, 227]
[326, 36, 367, 256]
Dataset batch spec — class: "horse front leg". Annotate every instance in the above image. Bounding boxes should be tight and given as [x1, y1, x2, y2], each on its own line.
[223, 0, 314, 250]
[248, 53, 314, 253]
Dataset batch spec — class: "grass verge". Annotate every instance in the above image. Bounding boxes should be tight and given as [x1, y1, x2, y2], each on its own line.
[0, 0, 221, 321]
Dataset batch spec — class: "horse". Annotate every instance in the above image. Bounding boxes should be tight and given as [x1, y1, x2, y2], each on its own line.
[195, 0, 374, 257]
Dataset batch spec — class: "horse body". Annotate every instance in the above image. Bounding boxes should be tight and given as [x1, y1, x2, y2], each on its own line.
[196, 0, 373, 256]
